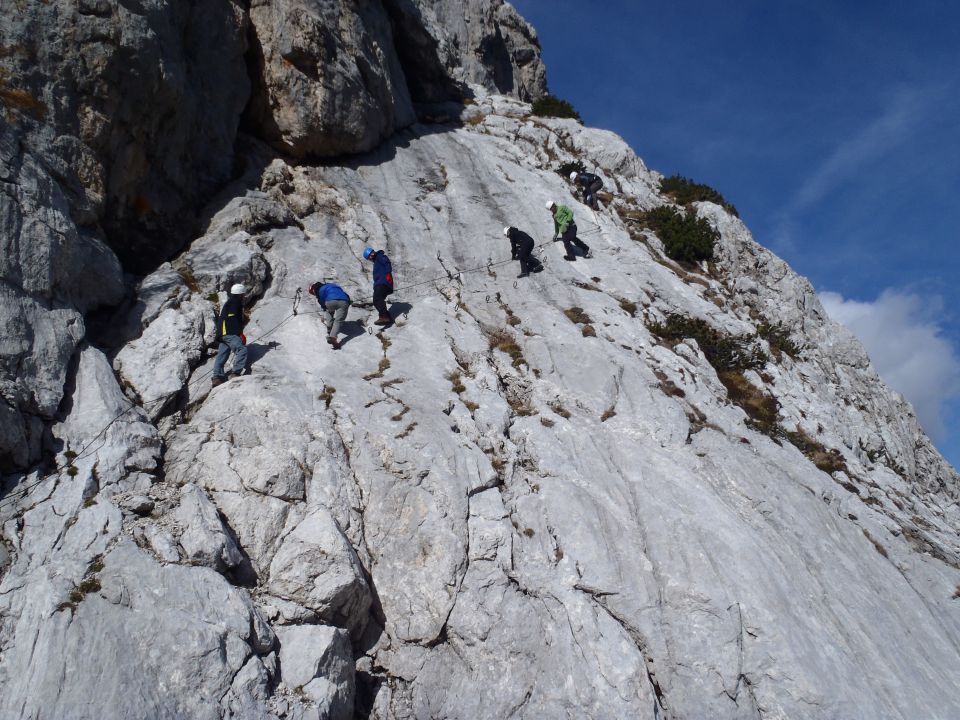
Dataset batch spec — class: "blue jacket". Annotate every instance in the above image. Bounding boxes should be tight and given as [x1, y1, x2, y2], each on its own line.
[314, 283, 350, 307]
[372, 252, 393, 289]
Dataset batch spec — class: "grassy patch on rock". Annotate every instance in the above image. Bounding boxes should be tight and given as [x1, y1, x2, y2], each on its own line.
[659, 174, 738, 217]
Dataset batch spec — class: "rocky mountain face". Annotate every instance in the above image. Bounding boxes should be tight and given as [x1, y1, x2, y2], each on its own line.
[1, 3, 958, 720]
[0, 0, 546, 471]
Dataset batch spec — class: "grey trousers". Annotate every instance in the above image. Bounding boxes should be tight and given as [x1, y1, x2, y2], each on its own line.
[321, 299, 350, 338]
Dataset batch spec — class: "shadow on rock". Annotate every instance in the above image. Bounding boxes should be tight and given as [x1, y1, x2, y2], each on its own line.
[246, 341, 279, 368]
[336, 321, 366, 349]
[388, 301, 413, 320]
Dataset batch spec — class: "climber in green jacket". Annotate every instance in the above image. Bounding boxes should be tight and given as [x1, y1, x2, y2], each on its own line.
[547, 201, 591, 261]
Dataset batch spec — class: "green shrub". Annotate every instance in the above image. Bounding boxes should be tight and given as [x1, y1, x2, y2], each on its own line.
[647, 314, 767, 372]
[532, 94, 581, 121]
[659, 175, 738, 217]
[557, 160, 587, 179]
[757, 321, 804, 359]
[641, 206, 718, 263]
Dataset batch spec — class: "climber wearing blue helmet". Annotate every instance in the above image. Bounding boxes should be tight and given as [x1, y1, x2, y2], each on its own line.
[363, 247, 394, 325]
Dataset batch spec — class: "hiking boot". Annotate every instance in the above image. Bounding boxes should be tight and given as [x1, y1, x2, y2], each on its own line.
[211, 376, 225, 387]
[374, 315, 393, 326]
[563, 255, 576, 261]
[517, 272, 530, 278]
[582, 246, 592, 258]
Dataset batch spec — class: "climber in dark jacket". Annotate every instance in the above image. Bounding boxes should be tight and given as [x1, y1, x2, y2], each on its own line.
[363, 247, 394, 325]
[309, 280, 351, 349]
[504, 226, 540, 278]
[212, 283, 248, 386]
[570, 171, 604, 210]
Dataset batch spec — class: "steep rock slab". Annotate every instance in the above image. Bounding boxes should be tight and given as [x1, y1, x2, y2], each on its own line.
[0, 119, 123, 470]
[0, 541, 276, 720]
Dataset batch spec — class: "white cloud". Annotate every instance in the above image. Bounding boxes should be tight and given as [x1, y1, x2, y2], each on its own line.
[819, 289, 960, 441]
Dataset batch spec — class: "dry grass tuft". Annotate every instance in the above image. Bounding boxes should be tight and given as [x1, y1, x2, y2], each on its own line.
[563, 306, 592, 325]
[488, 329, 527, 369]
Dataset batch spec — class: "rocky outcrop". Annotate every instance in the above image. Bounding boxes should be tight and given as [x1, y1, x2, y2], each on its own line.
[0, 0, 251, 270]
[5, 90, 956, 718]
[0, 119, 123, 470]
[0, 0, 547, 474]
[411, 0, 548, 101]
[245, 0, 417, 158]
[2, 3, 958, 718]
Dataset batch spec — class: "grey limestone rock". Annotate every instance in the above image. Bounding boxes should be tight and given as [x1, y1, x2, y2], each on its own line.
[0, 0, 251, 270]
[246, 0, 416, 158]
[276, 624, 354, 719]
[410, 0, 548, 101]
[0, 540, 275, 720]
[2, 6, 958, 719]
[174, 483, 245, 573]
[268, 508, 372, 634]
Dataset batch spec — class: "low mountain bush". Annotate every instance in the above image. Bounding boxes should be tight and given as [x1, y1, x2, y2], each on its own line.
[641, 206, 718, 263]
[532, 94, 581, 121]
[659, 175, 738, 217]
[757, 321, 804, 360]
[647, 314, 767, 372]
[557, 160, 586, 179]
[649, 314, 778, 433]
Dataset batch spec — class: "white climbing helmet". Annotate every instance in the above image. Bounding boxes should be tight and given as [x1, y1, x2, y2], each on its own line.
[503, 226, 511, 236]
[545, 200, 555, 210]
[230, 283, 247, 295]
[569, 171, 578, 181]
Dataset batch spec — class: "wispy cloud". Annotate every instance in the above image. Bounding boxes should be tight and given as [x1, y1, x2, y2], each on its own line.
[772, 84, 942, 252]
[819, 288, 960, 442]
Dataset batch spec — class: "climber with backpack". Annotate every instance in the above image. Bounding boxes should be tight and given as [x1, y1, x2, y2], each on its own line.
[212, 283, 248, 387]
[504, 226, 542, 278]
[547, 201, 591, 261]
[308, 280, 351, 349]
[363, 247, 394, 326]
[570, 170, 604, 210]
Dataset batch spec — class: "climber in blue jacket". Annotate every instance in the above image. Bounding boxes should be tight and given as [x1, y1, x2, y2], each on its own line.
[309, 280, 351, 349]
[363, 247, 394, 326]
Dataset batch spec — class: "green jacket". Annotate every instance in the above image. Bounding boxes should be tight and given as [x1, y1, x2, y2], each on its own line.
[552, 205, 574, 235]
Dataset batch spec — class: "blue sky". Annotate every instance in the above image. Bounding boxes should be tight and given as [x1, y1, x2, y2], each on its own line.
[512, 0, 960, 467]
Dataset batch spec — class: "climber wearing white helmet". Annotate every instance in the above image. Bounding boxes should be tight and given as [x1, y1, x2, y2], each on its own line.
[503, 226, 541, 278]
[212, 283, 249, 387]
[570, 170, 604, 210]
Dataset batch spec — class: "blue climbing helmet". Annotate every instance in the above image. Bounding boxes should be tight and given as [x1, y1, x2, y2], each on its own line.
[363, 247, 375, 260]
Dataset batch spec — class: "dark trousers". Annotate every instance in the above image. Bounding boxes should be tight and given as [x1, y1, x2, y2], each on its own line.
[516, 239, 535, 273]
[373, 284, 392, 317]
[561, 223, 589, 256]
[583, 179, 603, 208]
